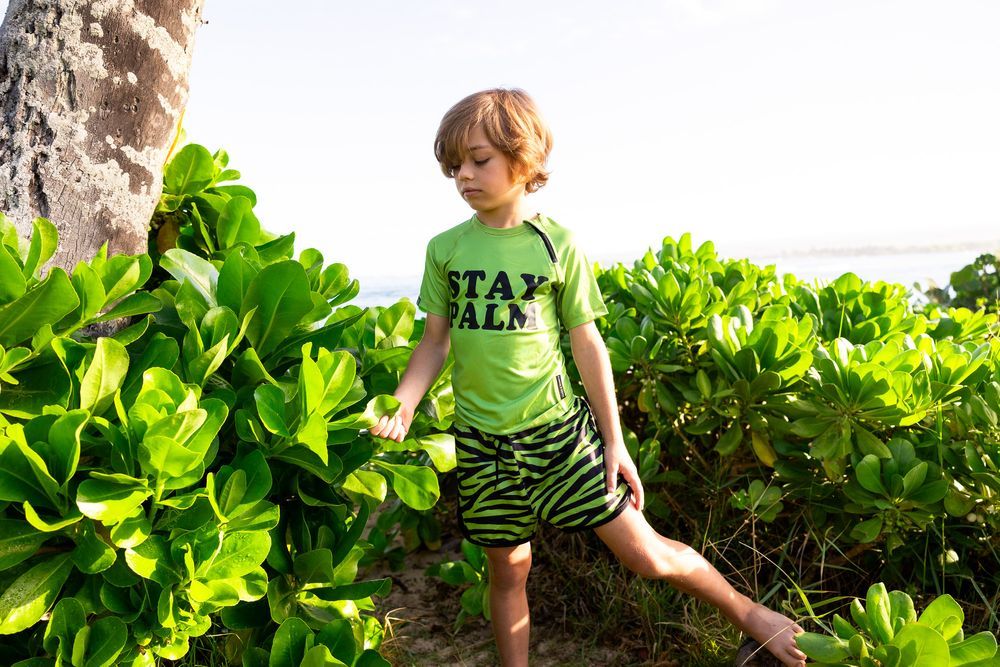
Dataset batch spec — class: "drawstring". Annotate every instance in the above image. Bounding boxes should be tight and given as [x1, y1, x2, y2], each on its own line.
[491, 433, 513, 486]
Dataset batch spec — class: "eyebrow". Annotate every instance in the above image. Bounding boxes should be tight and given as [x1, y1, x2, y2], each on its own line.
[468, 144, 491, 151]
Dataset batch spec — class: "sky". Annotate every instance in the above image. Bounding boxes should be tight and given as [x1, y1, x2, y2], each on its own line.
[4, 0, 999, 282]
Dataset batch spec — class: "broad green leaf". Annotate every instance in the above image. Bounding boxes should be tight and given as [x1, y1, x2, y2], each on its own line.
[217, 469, 247, 518]
[97, 254, 151, 303]
[855, 425, 892, 458]
[353, 650, 391, 667]
[23, 501, 82, 533]
[0, 244, 26, 304]
[309, 578, 391, 602]
[299, 645, 348, 667]
[714, 424, 742, 456]
[242, 261, 313, 357]
[889, 622, 950, 666]
[96, 291, 161, 323]
[316, 350, 357, 415]
[237, 449, 272, 507]
[22, 218, 58, 279]
[299, 348, 325, 416]
[917, 594, 964, 640]
[72, 519, 116, 574]
[272, 448, 342, 484]
[217, 196, 261, 248]
[293, 549, 337, 585]
[78, 615, 127, 667]
[0, 440, 61, 508]
[0, 268, 79, 347]
[0, 520, 46, 571]
[256, 384, 290, 436]
[867, 582, 895, 643]
[165, 144, 216, 195]
[43, 597, 86, 659]
[124, 535, 182, 585]
[374, 300, 414, 348]
[328, 394, 400, 430]
[139, 434, 203, 479]
[68, 262, 107, 324]
[108, 508, 150, 549]
[45, 409, 89, 486]
[160, 248, 219, 307]
[150, 632, 189, 660]
[341, 470, 387, 503]
[80, 338, 129, 415]
[0, 553, 72, 634]
[370, 460, 439, 510]
[888, 590, 917, 627]
[950, 632, 998, 665]
[296, 412, 330, 464]
[316, 619, 356, 665]
[216, 250, 259, 315]
[203, 531, 271, 579]
[855, 455, 886, 496]
[382, 433, 456, 472]
[794, 632, 851, 662]
[270, 617, 312, 667]
[77, 477, 151, 525]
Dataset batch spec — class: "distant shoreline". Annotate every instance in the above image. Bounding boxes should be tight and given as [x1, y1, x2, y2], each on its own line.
[750, 239, 1000, 260]
[353, 243, 992, 308]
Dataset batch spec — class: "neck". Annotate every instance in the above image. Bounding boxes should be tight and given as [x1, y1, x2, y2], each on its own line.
[474, 198, 531, 229]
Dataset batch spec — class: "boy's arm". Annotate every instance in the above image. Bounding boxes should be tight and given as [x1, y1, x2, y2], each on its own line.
[569, 320, 644, 511]
[370, 312, 451, 442]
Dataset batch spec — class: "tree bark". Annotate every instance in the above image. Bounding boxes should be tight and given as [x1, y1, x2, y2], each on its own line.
[0, 0, 203, 272]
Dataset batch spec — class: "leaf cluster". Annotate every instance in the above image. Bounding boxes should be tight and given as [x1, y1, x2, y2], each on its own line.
[0, 145, 457, 666]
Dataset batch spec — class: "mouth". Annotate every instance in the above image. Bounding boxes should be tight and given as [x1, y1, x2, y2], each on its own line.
[462, 188, 481, 197]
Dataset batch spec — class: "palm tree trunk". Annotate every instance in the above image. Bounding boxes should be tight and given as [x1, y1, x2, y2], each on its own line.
[0, 0, 204, 272]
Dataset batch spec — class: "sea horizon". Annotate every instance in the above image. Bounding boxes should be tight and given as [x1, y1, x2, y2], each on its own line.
[352, 240, 998, 309]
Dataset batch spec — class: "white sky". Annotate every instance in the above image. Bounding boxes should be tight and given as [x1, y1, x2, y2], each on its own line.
[4, 1, 999, 280]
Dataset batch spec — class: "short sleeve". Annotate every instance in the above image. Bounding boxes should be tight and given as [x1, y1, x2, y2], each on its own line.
[416, 239, 450, 317]
[558, 235, 609, 329]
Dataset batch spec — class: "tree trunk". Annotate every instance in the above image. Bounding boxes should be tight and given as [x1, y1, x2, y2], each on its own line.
[0, 0, 203, 272]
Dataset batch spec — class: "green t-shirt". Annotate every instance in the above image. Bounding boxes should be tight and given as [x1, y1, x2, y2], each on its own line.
[417, 214, 608, 435]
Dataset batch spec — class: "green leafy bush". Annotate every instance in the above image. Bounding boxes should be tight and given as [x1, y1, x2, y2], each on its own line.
[0, 145, 455, 666]
[591, 233, 1000, 618]
[426, 539, 489, 629]
[796, 583, 1000, 666]
[925, 253, 1000, 313]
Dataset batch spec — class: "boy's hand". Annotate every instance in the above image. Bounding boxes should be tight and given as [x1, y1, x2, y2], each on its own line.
[605, 441, 645, 512]
[369, 401, 414, 442]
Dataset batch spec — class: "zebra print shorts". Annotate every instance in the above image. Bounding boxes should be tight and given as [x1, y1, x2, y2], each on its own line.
[452, 396, 633, 547]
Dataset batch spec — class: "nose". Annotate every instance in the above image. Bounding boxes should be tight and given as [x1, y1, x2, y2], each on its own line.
[455, 160, 472, 180]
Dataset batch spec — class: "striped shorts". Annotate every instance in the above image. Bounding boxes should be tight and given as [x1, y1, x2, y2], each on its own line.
[453, 396, 633, 548]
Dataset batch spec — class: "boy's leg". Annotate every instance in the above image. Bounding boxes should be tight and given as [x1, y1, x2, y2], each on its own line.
[484, 542, 532, 667]
[593, 505, 807, 667]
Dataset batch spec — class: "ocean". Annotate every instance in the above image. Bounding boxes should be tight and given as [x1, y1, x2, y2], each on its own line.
[352, 244, 996, 309]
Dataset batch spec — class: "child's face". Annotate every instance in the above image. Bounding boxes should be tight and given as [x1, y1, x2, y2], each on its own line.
[452, 125, 526, 213]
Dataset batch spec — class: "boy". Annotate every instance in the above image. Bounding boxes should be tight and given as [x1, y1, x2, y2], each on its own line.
[370, 88, 807, 667]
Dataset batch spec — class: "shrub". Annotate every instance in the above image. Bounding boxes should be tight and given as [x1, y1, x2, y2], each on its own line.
[0, 145, 455, 666]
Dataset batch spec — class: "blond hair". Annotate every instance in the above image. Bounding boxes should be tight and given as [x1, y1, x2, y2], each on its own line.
[434, 88, 553, 193]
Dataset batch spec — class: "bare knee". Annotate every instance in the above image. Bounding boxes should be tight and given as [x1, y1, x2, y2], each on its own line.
[486, 544, 532, 591]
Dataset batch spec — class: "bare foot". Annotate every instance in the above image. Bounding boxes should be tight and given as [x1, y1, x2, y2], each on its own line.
[739, 604, 806, 667]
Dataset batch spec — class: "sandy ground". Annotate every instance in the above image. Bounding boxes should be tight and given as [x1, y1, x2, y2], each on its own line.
[366, 537, 679, 667]
[358, 490, 679, 667]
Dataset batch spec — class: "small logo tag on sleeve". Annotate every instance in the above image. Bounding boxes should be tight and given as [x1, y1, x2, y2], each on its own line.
[556, 374, 566, 399]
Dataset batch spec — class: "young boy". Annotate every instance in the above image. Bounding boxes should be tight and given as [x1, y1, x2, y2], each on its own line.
[370, 88, 807, 667]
